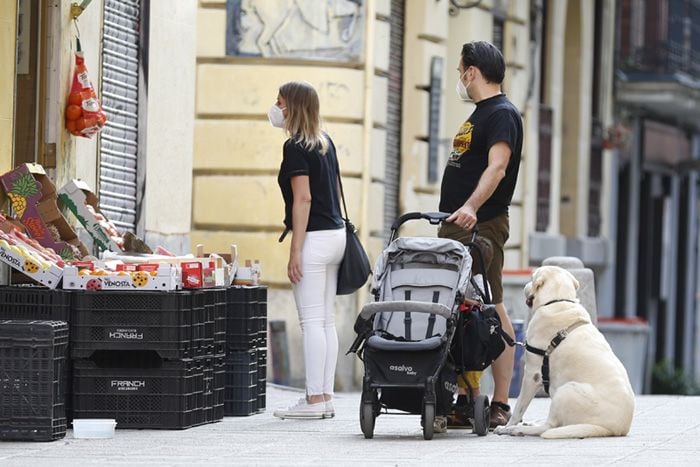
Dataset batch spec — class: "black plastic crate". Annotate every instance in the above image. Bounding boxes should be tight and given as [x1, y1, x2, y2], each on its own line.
[0, 287, 74, 422]
[195, 354, 224, 425]
[72, 357, 204, 429]
[213, 289, 227, 346]
[224, 399, 257, 417]
[225, 287, 260, 350]
[225, 350, 257, 388]
[71, 291, 201, 360]
[0, 417, 66, 442]
[0, 320, 68, 441]
[256, 379, 266, 413]
[255, 287, 267, 348]
[257, 348, 267, 412]
[223, 350, 257, 417]
[0, 286, 71, 322]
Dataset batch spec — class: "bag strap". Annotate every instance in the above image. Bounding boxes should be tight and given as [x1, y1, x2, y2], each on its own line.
[335, 158, 350, 221]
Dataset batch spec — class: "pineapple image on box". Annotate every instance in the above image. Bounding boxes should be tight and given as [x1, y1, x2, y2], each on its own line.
[7, 173, 39, 218]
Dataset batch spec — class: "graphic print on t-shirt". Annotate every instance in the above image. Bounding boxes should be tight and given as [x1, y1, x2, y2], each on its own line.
[447, 121, 473, 168]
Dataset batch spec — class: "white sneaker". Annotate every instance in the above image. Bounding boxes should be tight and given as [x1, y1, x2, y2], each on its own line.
[273, 398, 325, 420]
[324, 400, 335, 418]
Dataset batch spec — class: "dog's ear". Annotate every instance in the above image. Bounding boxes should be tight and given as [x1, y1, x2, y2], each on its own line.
[565, 270, 580, 290]
[533, 271, 546, 291]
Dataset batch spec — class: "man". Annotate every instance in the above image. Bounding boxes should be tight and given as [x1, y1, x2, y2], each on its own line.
[438, 40, 523, 430]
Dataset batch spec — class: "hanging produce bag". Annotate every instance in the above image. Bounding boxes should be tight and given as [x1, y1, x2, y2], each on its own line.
[65, 46, 107, 138]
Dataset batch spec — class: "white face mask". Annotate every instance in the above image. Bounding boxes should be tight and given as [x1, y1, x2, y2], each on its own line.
[456, 71, 471, 101]
[267, 104, 286, 128]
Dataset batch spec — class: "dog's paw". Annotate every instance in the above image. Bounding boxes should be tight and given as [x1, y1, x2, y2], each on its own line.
[494, 425, 513, 435]
[495, 424, 528, 436]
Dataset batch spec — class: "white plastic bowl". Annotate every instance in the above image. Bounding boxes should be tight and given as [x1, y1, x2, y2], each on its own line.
[72, 419, 117, 439]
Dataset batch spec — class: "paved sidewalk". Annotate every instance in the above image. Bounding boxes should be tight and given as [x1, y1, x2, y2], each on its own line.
[1, 385, 699, 466]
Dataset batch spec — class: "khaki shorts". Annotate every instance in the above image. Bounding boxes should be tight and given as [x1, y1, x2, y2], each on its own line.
[438, 212, 509, 304]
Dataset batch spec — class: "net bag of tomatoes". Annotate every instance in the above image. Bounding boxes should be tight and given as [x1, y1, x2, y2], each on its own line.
[65, 46, 107, 138]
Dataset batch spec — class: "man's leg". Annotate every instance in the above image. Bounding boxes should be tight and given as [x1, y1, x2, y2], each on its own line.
[491, 302, 514, 405]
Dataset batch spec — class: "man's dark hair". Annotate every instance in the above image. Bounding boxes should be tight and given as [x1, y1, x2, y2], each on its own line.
[460, 41, 505, 84]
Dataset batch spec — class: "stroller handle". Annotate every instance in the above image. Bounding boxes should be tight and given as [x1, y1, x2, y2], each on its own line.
[390, 211, 449, 231]
[389, 211, 478, 244]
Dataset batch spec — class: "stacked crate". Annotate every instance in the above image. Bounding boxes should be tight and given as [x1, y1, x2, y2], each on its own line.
[224, 286, 267, 416]
[0, 320, 68, 441]
[0, 286, 73, 421]
[70, 290, 223, 429]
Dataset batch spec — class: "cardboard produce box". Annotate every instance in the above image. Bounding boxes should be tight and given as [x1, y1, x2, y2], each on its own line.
[62, 264, 180, 291]
[0, 230, 63, 289]
[0, 164, 89, 260]
[57, 179, 123, 252]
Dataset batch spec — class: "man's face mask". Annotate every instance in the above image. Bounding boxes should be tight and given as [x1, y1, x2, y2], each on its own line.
[456, 69, 472, 101]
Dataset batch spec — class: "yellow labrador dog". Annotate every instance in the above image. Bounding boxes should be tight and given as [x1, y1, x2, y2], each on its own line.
[495, 266, 635, 439]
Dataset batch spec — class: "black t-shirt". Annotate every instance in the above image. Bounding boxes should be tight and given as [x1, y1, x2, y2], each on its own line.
[439, 94, 523, 221]
[277, 135, 344, 232]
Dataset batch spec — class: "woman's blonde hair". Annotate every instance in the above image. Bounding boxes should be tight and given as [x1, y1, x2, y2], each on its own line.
[279, 81, 329, 154]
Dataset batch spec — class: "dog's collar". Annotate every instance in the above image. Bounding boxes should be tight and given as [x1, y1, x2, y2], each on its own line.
[525, 320, 588, 394]
[539, 298, 577, 309]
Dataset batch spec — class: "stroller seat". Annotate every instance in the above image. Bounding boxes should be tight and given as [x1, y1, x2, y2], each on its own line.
[364, 266, 459, 351]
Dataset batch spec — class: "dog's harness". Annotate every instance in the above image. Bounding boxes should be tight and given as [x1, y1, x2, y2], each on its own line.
[524, 299, 587, 395]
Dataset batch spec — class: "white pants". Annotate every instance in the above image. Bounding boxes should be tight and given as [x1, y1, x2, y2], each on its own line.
[292, 228, 346, 396]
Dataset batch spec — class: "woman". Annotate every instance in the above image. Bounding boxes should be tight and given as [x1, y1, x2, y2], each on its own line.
[270, 81, 346, 420]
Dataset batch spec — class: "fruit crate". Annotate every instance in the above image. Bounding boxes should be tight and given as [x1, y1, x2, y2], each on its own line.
[0, 417, 67, 442]
[198, 354, 225, 424]
[202, 289, 226, 354]
[212, 288, 227, 348]
[72, 357, 204, 429]
[71, 290, 205, 360]
[225, 286, 260, 351]
[0, 320, 68, 441]
[0, 286, 71, 322]
[257, 348, 267, 413]
[224, 350, 258, 417]
[255, 286, 267, 349]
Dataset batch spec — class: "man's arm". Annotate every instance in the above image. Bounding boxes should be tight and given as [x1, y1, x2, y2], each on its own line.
[446, 141, 511, 229]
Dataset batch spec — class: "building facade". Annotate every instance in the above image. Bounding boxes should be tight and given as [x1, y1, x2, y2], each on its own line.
[2, 0, 696, 391]
[192, 0, 634, 390]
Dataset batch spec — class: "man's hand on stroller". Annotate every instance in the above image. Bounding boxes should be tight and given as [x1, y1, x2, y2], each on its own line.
[446, 204, 478, 231]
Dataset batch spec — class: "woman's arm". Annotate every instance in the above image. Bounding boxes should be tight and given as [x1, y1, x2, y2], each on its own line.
[288, 175, 312, 283]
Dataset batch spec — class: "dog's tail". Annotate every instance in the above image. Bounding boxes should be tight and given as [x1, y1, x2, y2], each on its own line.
[541, 424, 615, 439]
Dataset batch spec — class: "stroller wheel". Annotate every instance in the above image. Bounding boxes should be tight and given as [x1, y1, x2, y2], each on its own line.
[360, 402, 375, 439]
[472, 395, 490, 436]
[422, 403, 435, 440]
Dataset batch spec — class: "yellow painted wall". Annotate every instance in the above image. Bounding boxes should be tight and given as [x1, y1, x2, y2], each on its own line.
[0, 2, 17, 175]
[193, 2, 384, 287]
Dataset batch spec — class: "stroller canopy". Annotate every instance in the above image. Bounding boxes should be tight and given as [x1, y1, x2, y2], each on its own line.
[370, 237, 473, 299]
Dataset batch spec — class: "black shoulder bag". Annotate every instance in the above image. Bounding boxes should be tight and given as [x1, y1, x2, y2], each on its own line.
[336, 164, 371, 295]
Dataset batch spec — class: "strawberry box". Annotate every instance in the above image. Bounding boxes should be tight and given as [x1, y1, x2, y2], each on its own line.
[1, 163, 89, 260]
[57, 179, 123, 252]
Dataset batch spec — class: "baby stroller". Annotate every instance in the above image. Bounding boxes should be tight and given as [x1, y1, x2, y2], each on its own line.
[348, 212, 491, 440]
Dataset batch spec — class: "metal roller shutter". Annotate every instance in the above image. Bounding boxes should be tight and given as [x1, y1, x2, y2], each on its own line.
[98, 0, 141, 232]
[384, 0, 404, 240]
